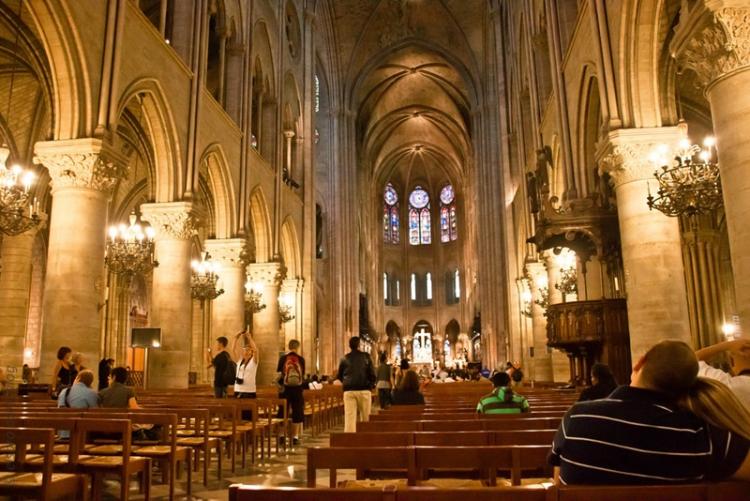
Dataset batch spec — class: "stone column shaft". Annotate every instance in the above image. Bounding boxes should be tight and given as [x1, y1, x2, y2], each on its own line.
[34, 138, 127, 387]
[205, 238, 247, 339]
[141, 202, 196, 389]
[600, 128, 692, 357]
[527, 261, 553, 382]
[0, 229, 39, 384]
[247, 262, 284, 385]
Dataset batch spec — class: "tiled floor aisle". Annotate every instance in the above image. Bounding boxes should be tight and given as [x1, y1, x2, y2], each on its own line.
[102, 425, 343, 500]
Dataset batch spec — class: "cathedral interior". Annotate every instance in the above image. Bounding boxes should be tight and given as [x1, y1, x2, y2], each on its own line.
[0, 0, 747, 405]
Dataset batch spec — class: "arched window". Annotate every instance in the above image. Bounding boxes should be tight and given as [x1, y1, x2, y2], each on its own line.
[314, 74, 320, 113]
[440, 184, 458, 242]
[383, 183, 400, 244]
[409, 186, 431, 245]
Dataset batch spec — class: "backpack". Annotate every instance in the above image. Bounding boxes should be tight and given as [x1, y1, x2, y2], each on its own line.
[511, 368, 524, 383]
[283, 353, 303, 386]
[60, 385, 73, 407]
[222, 357, 237, 386]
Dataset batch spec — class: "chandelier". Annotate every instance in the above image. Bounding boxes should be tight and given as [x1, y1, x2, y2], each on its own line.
[279, 296, 295, 324]
[191, 252, 224, 301]
[105, 211, 158, 281]
[647, 137, 722, 217]
[244, 280, 266, 314]
[0, 147, 41, 236]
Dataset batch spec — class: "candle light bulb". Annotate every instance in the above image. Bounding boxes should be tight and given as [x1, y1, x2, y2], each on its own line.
[703, 136, 716, 148]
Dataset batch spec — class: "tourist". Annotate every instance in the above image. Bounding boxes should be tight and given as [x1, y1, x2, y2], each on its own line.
[308, 374, 324, 390]
[98, 358, 115, 391]
[57, 369, 98, 408]
[394, 358, 410, 388]
[99, 367, 139, 409]
[277, 339, 306, 445]
[232, 331, 258, 399]
[50, 346, 74, 397]
[695, 338, 750, 411]
[21, 364, 32, 383]
[391, 370, 425, 405]
[549, 340, 750, 484]
[206, 336, 233, 398]
[71, 352, 86, 375]
[337, 336, 377, 432]
[476, 372, 529, 414]
[375, 351, 393, 409]
[578, 363, 618, 401]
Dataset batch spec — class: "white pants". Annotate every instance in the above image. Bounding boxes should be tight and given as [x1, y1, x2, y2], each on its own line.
[343, 390, 372, 432]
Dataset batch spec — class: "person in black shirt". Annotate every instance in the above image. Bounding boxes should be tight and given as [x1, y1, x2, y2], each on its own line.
[578, 363, 617, 402]
[98, 358, 114, 391]
[207, 336, 231, 398]
[277, 339, 305, 445]
[391, 369, 425, 406]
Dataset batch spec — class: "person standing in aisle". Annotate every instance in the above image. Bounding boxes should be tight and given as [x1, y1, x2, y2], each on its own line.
[277, 339, 306, 445]
[337, 336, 377, 432]
[207, 336, 233, 398]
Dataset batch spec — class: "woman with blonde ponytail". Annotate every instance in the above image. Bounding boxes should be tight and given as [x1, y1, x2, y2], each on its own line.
[679, 377, 750, 441]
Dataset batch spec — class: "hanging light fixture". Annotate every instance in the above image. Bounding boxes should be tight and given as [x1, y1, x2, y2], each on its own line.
[647, 136, 722, 217]
[105, 211, 158, 280]
[191, 252, 224, 301]
[0, 2, 41, 237]
[244, 279, 266, 314]
[279, 294, 295, 324]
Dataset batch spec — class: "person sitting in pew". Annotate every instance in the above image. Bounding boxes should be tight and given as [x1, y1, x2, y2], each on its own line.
[549, 340, 750, 485]
[99, 366, 140, 409]
[391, 370, 425, 405]
[578, 363, 617, 402]
[58, 369, 98, 408]
[476, 372, 529, 414]
[695, 337, 750, 411]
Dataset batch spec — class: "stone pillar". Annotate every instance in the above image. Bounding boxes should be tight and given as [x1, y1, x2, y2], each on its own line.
[280, 277, 305, 355]
[246, 262, 283, 385]
[580, 254, 605, 300]
[527, 261, 553, 382]
[141, 202, 196, 389]
[544, 253, 563, 305]
[672, 2, 750, 334]
[204, 238, 247, 338]
[0, 225, 43, 385]
[34, 138, 127, 386]
[600, 127, 692, 357]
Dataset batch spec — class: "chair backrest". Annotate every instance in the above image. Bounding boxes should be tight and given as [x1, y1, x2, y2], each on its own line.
[412, 431, 489, 446]
[549, 484, 708, 501]
[329, 432, 413, 447]
[74, 418, 132, 462]
[0, 426, 55, 492]
[492, 429, 556, 445]
[396, 486, 548, 501]
[307, 446, 415, 487]
[0, 415, 82, 462]
[229, 485, 397, 501]
[358, 420, 420, 432]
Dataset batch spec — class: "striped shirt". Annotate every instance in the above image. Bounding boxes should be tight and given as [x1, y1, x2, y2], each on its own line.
[548, 386, 749, 485]
[476, 387, 529, 414]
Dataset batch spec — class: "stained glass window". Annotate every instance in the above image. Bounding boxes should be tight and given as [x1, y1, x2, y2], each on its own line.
[440, 184, 458, 243]
[314, 74, 320, 113]
[409, 186, 431, 246]
[383, 183, 400, 244]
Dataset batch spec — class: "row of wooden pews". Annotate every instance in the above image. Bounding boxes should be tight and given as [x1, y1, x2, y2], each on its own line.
[0, 383, 346, 499]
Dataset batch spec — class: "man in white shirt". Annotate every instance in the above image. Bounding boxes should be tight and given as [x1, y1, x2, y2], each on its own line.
[695, 338, 750, 411]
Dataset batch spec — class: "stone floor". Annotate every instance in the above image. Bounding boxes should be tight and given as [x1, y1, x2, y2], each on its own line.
[102, 425, 345, 500]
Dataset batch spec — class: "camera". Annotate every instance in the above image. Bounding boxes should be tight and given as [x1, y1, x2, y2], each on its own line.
[235, 377, 244, 385]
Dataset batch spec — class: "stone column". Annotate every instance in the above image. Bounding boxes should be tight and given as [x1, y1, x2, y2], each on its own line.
[0, 224, 43, 385]
[544, 253, 563, 306]
[672, 2, 750, 334]
[527, 261, 553, 382]
[34, 138, 127, 386]
[141, 202, 196, 389]
[246, 262, 283, 385]
[204, 238, 247, 338]
[600, 127, 692, 357]
[280, 277, 304, 353]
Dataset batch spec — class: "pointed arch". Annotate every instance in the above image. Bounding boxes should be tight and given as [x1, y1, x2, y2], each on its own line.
[199, 143, 238, 239]
[249, 186, 272, 262]
[116, 78, 183, 202]
[280, 217, 301, 278]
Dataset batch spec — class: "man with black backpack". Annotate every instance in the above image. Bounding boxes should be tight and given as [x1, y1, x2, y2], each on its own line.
[277, 339, 305, 445]
[207, 336, 236, 398]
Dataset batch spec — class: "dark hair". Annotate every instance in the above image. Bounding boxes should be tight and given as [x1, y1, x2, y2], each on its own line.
[288, 339, 300, 350]
[349, 336, 360, 351]
[491, 372, 511, 388]
[216, 337, 228, 348]
[106, 358, 115, 365]
[640, 340, 698, 398]
[311, 374, 319, 382]
[57, 346, 72, 361]
[399, 358, 410, 370]
[399, 370, 420, 393]
[591, 363, 616, 386]
[378, 351, 387, 363]
[111, 367, 129, 384]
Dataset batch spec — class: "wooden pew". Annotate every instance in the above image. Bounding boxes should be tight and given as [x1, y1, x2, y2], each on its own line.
[307, 446, 416, 487]
[0, 427, 89, 501]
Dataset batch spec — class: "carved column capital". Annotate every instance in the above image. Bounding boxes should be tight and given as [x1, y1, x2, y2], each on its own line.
[34, 138, 127, 194]
[280, 277, 304, 294]
[597, 127, 684, 188]
[246, 261, 286, 288]
[140, 201, 198, 240]
[671, 2, 750, 89]
[204, 238, 248, 268]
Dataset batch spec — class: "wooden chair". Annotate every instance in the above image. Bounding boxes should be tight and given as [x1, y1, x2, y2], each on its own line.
[492, 429, 556, 446]
[229, 484, 397, 501]
[307, 446, 416, 487]
[546, 482, 750, 501]
[329, 432, 414, 447]
[172, 407, 221, 485]
[397, 486, 548, 501]
[0, 427, 89, 501]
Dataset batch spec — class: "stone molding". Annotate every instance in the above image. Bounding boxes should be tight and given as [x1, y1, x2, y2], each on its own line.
[672, 4, 750, 88]
[204, 238, 248, 268]
[280, 277, 304, 295]
[597, 127, 684, 188]
[140, 201, 198, 240]
[34, 138, 127, 194]
[246, 261, 285, 288]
